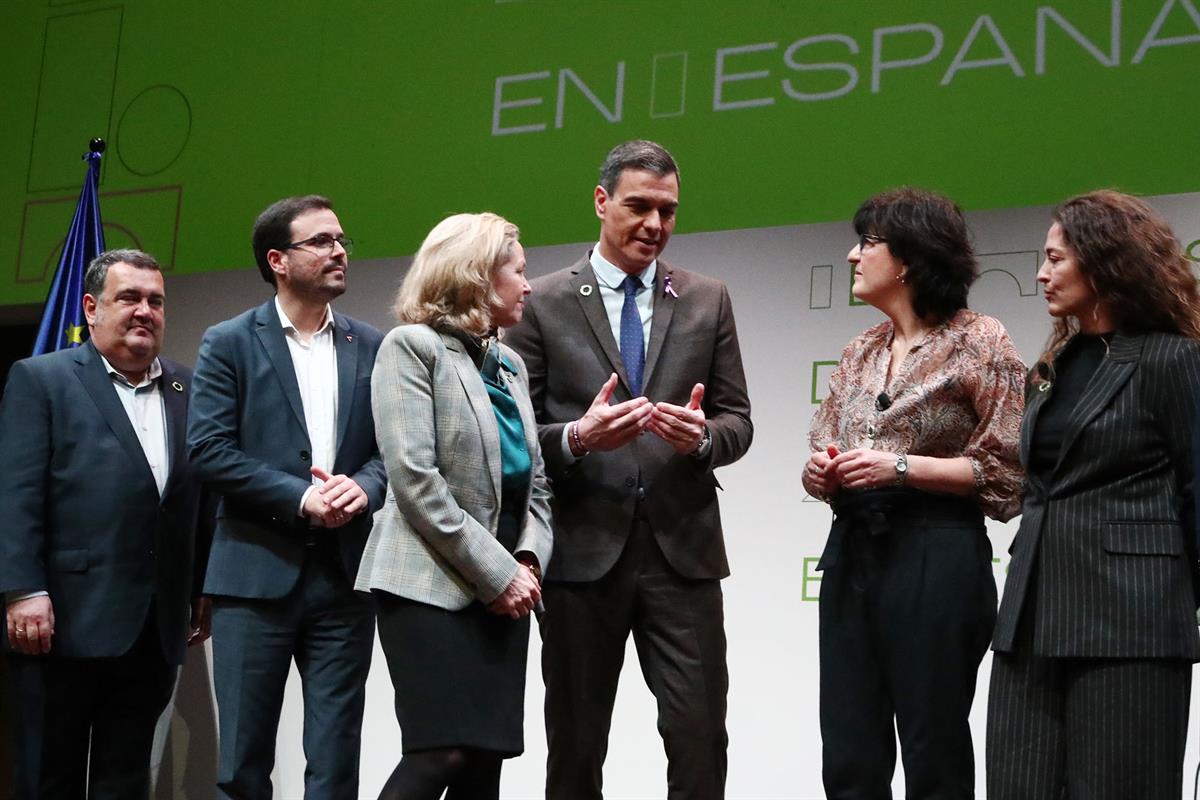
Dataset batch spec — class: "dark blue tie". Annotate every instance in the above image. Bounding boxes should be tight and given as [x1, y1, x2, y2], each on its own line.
[620, 275, 645, 395]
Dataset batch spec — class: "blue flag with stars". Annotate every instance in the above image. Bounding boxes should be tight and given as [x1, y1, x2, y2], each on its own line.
[32, 148, 105, 355]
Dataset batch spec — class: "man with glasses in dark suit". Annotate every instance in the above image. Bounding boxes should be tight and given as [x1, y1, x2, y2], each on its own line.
[188, 196, 386, 800]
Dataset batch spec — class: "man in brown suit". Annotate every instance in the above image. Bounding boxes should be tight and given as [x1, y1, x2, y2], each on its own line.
[503, 140, 752, 800]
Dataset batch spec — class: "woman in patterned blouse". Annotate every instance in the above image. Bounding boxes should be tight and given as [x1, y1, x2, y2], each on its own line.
[803, 188, 1025, 799]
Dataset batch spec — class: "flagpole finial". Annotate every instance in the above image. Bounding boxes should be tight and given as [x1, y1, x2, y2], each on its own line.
[88, 138, 106, 154]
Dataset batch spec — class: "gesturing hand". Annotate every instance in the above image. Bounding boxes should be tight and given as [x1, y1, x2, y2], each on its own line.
[576, 373, 653, 453]
[647, 383, 707, 454]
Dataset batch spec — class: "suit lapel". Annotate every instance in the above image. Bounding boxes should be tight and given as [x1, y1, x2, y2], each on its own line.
[642, 262, 677, 391]
[1053, 332, 1141, 474]
[442, 334, 502, 501]
[72, 342, 158, 489]
[253, 300, 308, 435]
[569, 261, 632, 395]
[1020, 376, 1051, 494]
[332, 312, 357, 458]
[159, 360, 188, 499]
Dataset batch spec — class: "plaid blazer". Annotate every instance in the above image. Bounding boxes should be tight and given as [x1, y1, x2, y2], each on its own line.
[355, 324, 552, 609]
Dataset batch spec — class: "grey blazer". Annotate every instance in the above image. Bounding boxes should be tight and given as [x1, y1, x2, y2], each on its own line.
[993, 331, 1200, 660]
[355, 325, 553, 610]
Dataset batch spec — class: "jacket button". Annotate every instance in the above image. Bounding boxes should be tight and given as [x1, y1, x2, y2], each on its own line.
[300, 450, 310, 461]
[625, 477, 636, 488]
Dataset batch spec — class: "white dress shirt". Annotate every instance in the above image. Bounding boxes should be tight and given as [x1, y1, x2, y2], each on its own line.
[275, 298, 339, 519]
[101, 354, 170, 496]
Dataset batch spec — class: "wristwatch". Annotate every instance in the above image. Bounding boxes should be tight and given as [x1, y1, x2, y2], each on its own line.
[895, 453, 909, 486]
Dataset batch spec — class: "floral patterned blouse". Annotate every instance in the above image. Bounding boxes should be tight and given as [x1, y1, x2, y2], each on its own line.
[808, 309, 1026, 521]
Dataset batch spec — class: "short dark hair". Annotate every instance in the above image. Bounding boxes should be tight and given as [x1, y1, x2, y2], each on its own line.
[853, 188, 977, 322]
[598, 140, 679, 195]
[251, 195, 334, 285]
[83, 248, 161, 298]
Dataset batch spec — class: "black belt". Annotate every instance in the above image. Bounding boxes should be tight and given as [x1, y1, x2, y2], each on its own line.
[820, 488, 982, 579]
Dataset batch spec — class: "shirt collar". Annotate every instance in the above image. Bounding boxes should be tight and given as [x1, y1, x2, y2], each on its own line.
[98, 352, 162, 388]
[275, 296, 335, 335]
[590, 246, 656, 291]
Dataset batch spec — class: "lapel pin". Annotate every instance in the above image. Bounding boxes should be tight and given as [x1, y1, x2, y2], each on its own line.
[1038, 382, 1051, 393]
[171, 380, 184, 392]
[579, 285, 593, 297]
[346, 334, 353, 343]
[663, 274, 678, 298]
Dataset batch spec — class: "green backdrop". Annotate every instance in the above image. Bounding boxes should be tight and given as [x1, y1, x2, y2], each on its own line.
[3, 0, 1198, 307]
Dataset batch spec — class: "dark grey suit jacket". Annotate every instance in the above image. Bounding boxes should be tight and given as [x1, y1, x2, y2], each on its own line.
[503, 256, 753, 582]
[187, 299, 387, 599]
[993, 331, 1200, 660]
[0, 341, 209, 665]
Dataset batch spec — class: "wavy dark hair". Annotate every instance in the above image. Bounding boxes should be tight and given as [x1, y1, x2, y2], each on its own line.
[1037, 190, 1200, 367]
[853, 187, 977, 322]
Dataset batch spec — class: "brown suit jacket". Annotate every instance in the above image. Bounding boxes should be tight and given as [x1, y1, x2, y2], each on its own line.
[503, 255, 752, 582]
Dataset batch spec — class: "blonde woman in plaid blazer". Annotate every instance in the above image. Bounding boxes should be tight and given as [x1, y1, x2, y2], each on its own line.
[356, 213, 552, 800]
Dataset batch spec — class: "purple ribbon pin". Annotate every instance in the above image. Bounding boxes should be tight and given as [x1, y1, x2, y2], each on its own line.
[663, 274, 678, 298]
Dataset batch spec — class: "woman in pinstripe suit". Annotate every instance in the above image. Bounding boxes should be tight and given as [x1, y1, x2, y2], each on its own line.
[356, 213, 553, 800]
[987, 190, 1200, 799]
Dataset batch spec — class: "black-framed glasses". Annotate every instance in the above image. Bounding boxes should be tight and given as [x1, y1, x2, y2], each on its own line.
[284, 233, 354, 255]
[858, 233, 887, 251]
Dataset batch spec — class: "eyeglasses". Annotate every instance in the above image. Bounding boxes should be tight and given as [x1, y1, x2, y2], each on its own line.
[284, 233, 354, 255]
[858, 233, 887, 251]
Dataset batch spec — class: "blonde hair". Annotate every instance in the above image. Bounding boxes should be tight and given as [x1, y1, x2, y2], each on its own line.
[394, 212, 520, 335]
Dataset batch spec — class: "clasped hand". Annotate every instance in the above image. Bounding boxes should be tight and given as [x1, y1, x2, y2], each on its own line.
[805, 446, 898, 494]
[303, 466, 368, 528]
[576, 374, 707, 454]
[488, 564, 541, 619]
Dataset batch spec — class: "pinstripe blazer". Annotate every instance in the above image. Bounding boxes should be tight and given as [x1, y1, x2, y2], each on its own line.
[993, 331, 1200, 659]
[355, 324, 553, 611]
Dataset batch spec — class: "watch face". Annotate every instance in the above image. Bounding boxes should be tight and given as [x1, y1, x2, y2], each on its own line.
[896, 458, 908, 473]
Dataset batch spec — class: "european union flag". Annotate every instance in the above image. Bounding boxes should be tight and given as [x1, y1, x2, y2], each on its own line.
[32, 141, 106, 355]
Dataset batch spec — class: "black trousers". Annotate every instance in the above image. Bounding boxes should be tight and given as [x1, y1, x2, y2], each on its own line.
[818, 490, 996, 800]
[541, 519, 728, 800]
[4, 610, 176, 800]
[987, 624, 1192, 799]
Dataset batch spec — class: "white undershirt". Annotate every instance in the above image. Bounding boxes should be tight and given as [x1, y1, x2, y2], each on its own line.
[275, 297, 339, 519]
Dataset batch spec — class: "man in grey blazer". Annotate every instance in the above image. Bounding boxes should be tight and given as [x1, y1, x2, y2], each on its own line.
[504, 140, 753, 799]
[187, 196, 386, 800]
[0, 249, 211, 799]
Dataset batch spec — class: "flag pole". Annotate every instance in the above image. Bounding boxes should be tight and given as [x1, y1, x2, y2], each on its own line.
[31, 138, 107, 356]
